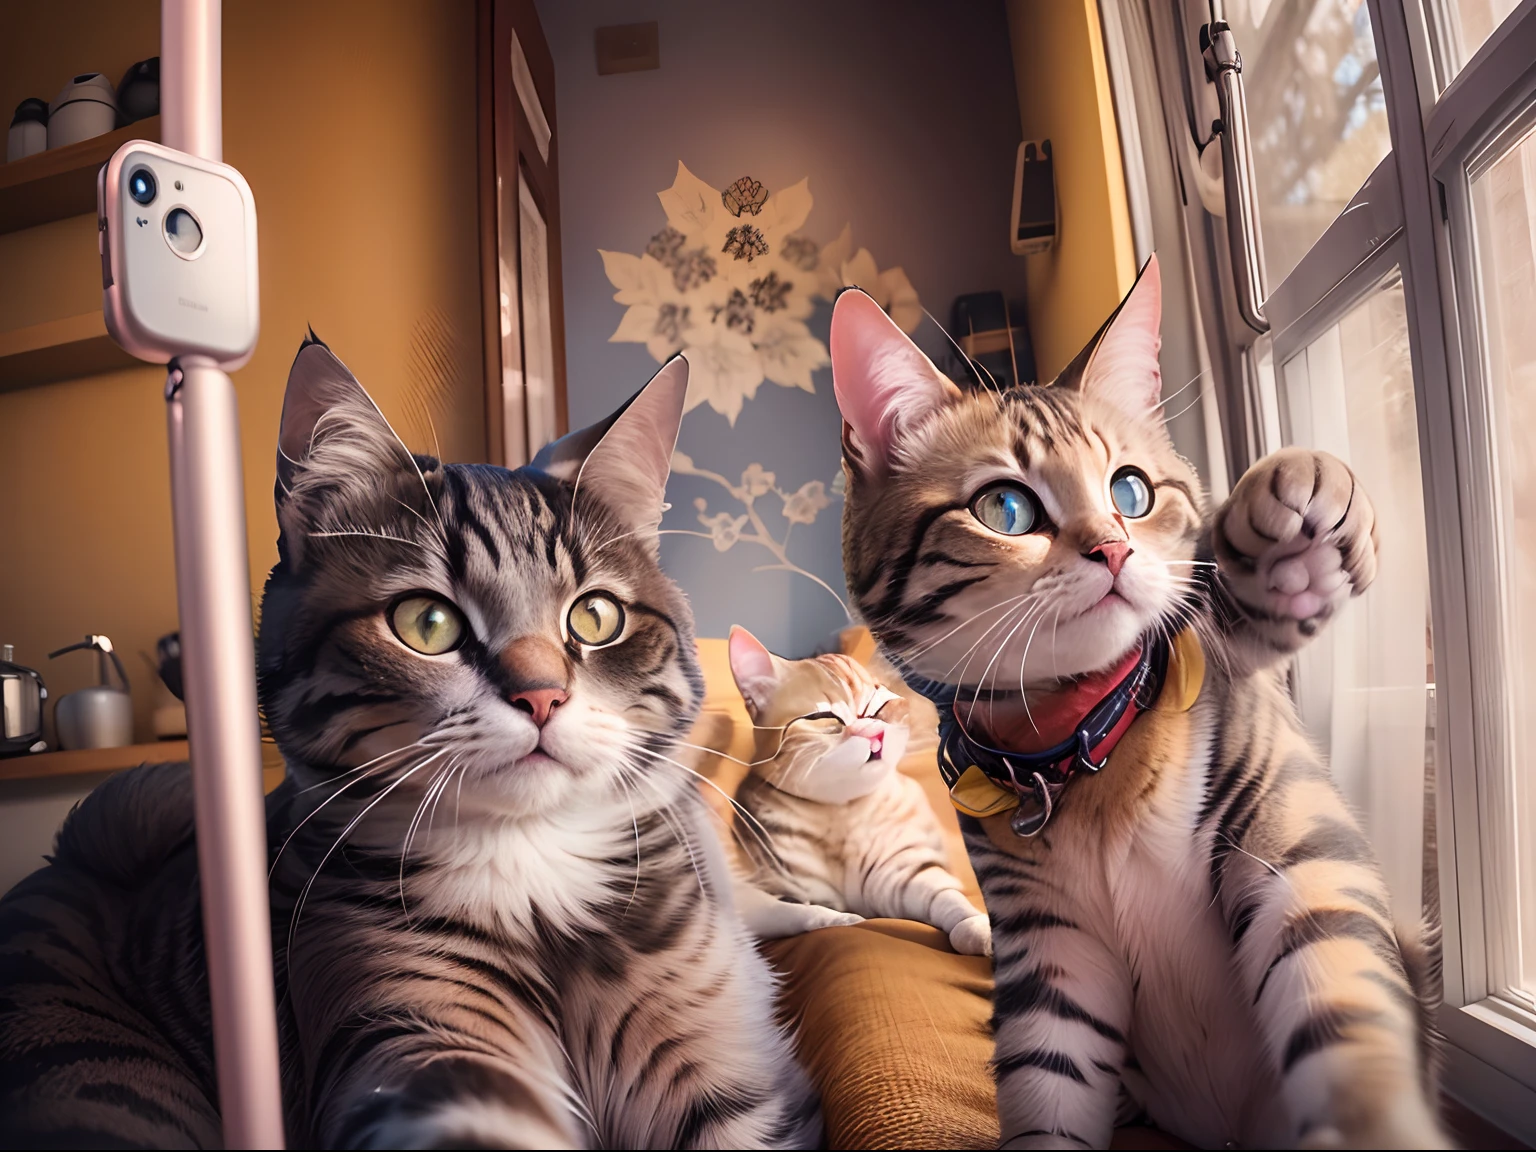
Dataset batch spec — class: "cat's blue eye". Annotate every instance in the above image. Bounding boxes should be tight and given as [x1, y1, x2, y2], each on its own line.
[970, 483, 1040, 536]
[1110, 467, 1154, 518]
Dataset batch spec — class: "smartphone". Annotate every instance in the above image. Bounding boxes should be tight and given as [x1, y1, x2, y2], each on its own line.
[98, 140, 260, 368]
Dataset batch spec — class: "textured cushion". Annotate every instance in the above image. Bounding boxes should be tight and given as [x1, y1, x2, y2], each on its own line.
[765, 920, 999, 1149]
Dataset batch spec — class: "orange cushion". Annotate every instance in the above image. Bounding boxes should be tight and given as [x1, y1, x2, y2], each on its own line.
[765, 920, 1192, 1150]
[765, 920, 998, 1149]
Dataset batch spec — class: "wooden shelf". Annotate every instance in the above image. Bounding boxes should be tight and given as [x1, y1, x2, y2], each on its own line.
[0, 311, 140, 392]
[0, 117, 160, 235]
[0, 738, 285, 794]
[0, 740, 188, 783]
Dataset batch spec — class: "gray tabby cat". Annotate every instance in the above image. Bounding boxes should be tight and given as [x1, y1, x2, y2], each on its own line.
[831, 257, 1448, 1149]
[0, 338, 819, 1149]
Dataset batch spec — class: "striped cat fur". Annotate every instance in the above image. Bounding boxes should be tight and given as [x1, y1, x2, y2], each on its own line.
[0, 340, 818, 1149]
[831, 257, 1449, 1150]
[723, 626, 992, 955]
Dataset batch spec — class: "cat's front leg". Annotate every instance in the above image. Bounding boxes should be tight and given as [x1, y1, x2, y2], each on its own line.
[1211, 448, 1377, 671]
[1212, 775, 1450, 1148]
[732, 876, 864, 937]
[971, 827, 1130, 1150]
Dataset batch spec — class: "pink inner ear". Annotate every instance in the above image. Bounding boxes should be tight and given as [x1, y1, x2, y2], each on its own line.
[727, 626, 777, 704]
[831, 289, 957, 469]
[1083, 255, 1164, 411]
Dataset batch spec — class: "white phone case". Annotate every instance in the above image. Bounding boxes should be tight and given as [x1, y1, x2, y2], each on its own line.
[98, 139, 260, 368]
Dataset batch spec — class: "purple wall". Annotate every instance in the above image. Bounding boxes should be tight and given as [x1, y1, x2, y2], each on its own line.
[539, 0, 1026, 655]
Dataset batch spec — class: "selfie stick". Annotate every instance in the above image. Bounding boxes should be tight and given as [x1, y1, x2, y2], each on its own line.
[158, 0, 286, 1145]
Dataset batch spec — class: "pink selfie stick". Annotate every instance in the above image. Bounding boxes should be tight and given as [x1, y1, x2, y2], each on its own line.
[122, 2, 287, 1146]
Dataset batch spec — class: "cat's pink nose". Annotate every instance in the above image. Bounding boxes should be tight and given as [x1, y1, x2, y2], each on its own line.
[1086, 539, 1133, 576]
[509, 687, 567, 727]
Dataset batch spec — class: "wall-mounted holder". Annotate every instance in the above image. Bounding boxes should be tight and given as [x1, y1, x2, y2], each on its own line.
[1010, 139, 1056, 256]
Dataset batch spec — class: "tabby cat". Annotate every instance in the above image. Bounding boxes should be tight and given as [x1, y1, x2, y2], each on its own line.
[0, 340, 819, 1149]
[724, 625, 991, 955]
[831, 257, 1448, 1149]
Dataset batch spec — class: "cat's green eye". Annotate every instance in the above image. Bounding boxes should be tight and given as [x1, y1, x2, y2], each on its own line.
[1110, 467, 1154, 519]
[568, 591, 625, 647]
[390, 595, 466, 656]
[971, 482, 1041, 536]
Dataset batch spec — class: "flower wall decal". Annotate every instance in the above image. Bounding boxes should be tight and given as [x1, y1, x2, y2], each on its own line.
[600, 162, 922, 425]
[673, 452, 850, 616]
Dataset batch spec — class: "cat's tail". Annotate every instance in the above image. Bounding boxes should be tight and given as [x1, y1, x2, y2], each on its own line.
[1398, 916, 1447, 1096]
[50, 760, 198, 889]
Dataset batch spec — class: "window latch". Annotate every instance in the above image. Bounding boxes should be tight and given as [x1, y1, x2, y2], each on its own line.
[1202, 19, 1270, 334]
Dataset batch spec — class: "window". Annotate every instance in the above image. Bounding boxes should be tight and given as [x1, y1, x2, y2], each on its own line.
[1432, 0, 1524, 83]
[1467, 107, 1536, 1009]
[1278, 274, 1434, 928]
[1136, 0, 1536, 1137]
[1226, 0, 1391, 287]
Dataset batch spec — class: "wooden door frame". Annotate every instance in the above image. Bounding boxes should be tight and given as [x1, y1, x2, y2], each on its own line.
[475, 0, 568, 466]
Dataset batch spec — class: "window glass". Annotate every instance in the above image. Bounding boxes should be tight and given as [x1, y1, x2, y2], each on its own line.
[1435, 0, 1522, 83]
[1470, 116, 1536, 1004]
[1278, 274, 1434, 927]
[1225, 0, 1391, 289]
[519, 174, 559, 458]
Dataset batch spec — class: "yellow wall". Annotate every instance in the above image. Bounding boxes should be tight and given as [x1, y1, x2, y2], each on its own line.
[0, 0, 486, 744]
[1005, 0, 1136, 381]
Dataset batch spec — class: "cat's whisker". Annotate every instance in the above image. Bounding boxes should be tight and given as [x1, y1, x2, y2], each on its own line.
[613, 749, 713, 889]
[307, 527, 438, 555]
[386, 496, 452, 557]
[965, 599, 1048, 719]
[398, 759, 459, 918]
[932, 596, 1037, 683]
[608, 766, 646, 918]
[947, 597, 1039, 688]
[749, 564, 852, 620]
[921, 304, 997, 392]
[905, 591, 1035, 662]
[1149, 367, 1209, 412]
[273, 741, 432, 873]
[1011, 606, 1056, 734]
[1162, 390, 1207, 426]
[287, 748, 449, 967]
[630, 746, 784, 869]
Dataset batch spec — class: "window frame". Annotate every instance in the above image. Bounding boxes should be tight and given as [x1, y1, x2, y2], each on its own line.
[1406, 4, 1536, 1124]
[1152, 0, 1536, 1136]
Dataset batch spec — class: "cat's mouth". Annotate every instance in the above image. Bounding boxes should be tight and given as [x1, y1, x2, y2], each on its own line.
[843, 718, 908, 766]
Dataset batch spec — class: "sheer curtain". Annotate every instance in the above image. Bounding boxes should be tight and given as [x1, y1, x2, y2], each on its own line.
[1278, 275, 1433, 927]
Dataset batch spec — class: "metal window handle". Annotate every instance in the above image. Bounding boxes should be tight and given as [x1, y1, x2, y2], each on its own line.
[1202, 20, 1270, 334]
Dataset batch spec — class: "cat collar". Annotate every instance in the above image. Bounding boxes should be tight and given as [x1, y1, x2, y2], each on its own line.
[914, 634, 1171, 838]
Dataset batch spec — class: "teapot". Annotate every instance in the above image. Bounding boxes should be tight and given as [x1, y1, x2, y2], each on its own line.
[49, 634, 133, 750]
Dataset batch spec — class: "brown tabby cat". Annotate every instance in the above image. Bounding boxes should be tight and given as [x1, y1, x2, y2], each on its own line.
[724, 626, 991, 955]
[831, 256, 1447, 1149]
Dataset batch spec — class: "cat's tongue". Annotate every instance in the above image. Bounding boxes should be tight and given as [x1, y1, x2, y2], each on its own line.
[965, 644, 1143, 753]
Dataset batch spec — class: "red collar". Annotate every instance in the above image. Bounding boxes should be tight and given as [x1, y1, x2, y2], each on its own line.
[958, 644, 1145, 756]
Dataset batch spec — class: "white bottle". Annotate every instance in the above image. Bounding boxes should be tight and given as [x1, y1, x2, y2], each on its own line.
[48, 74, 118, 150]
[6, 98, 48, 162]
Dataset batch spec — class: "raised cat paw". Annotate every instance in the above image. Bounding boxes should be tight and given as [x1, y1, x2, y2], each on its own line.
[949, 913, 993, 957]
[1214, 448, 1377, 631]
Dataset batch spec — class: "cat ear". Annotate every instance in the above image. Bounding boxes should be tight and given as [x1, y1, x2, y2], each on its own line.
[831, 288, 961, 476]
[727, 626, 783, 718]
[1054, 255, 1163, 413]
[275, 332, 421, 509]
[531, 355, 688, 543]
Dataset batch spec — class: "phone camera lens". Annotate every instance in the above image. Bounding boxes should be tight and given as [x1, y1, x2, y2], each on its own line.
[164, 207, 203, 256]
[128, 168, 157, 205]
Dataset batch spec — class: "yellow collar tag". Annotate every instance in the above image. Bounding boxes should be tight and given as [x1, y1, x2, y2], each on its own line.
[946, 628, 1205, 819]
